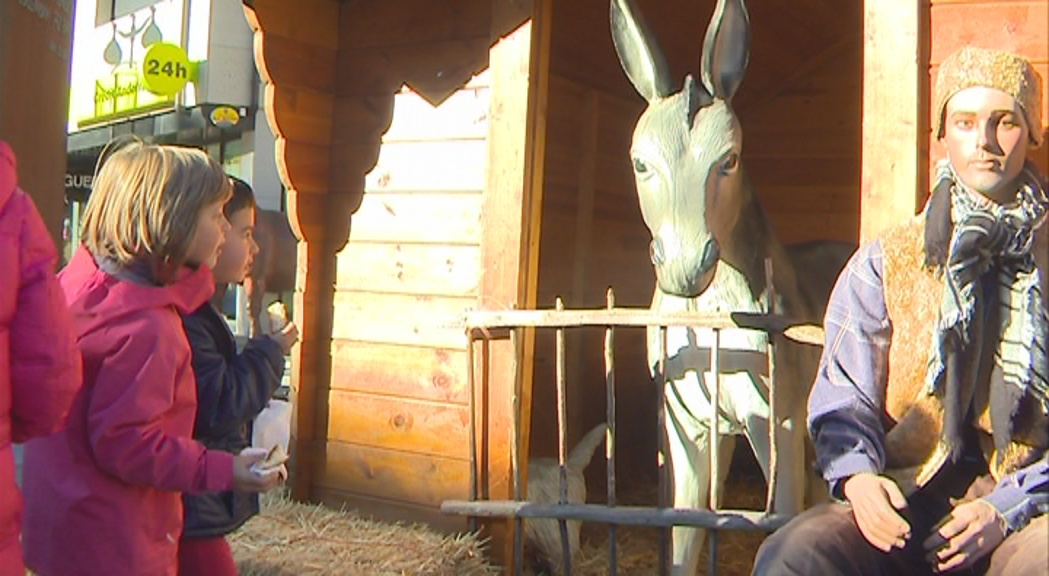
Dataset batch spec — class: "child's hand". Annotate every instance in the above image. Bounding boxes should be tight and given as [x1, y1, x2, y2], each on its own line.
[268, 322, 299, 355]
[232, 452, 282, 492]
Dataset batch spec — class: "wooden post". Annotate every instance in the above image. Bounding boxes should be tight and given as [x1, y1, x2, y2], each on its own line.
[860, 0, 930, 243]
[244, 0, 341, 501]
[480, 0, 551, 566]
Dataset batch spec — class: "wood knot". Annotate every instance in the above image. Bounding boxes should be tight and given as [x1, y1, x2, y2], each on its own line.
[390, 413, 412, 430]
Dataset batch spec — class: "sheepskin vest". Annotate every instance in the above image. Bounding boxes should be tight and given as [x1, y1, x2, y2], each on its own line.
[879, 214, 1049, 494]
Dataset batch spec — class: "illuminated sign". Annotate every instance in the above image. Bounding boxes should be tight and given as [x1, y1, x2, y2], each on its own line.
[80, 69, 174, 127]
[141, 42, 191, 96]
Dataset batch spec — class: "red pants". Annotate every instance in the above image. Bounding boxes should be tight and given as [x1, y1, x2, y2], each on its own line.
[177, 536, 238, 576]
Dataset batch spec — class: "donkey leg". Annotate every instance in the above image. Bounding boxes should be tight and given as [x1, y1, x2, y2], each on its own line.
[665, 380, 708, 576]
[665, 380, 738, 575]
[774, 414, 807, 516]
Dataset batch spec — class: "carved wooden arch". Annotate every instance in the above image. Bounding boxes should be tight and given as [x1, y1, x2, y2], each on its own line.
[242, 0, 499, 500]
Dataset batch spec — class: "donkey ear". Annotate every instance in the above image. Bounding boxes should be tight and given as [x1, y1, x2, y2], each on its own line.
[611, 0, 673, 102]
[700, 0, 750, 101]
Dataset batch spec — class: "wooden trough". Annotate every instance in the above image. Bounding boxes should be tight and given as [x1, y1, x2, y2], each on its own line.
[243, 0, 1048, 570]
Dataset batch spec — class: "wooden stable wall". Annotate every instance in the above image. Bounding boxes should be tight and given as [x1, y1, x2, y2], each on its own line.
[529, 0, 863, 475]
[251, 2, 550, 559]
[324, 75, 490, 530]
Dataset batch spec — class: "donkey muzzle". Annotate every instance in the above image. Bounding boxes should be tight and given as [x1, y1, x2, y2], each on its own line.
[652, 237, 720, 297]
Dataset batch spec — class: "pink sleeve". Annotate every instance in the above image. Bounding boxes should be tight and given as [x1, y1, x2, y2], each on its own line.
[86, 322, 234, 493]
[8, 189, 82, 443]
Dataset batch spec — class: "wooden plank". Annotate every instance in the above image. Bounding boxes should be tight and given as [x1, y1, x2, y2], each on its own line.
[252, 32, 337, 93]
[748, 158, 860, 188]
[335, 242, 480, 297]
[316, 441, 470, 508]
[363, 140, 489, 193]
[244, 0, 339, 51]
[478, 0, 551, 565]
[929, 2, 1048, 64]
[339, 0, 490, 49]
[331, 291, 472, 349]
[313, 487, 467, 533]
[743, 129, 861, 159]
[564, 89, 601, 444]
[927, 2, 1049, 183]
[326, 390, 469, 459]
[263, 83, 335, 146]
[860, 0, 928, 242]
[286, 239, 339, 499]
[382, 86, 491, 143]
[756, 185, 860, 216]
[336, 37, 491, 103]
[348, 192, 482, 245]
[330, 341, 469, 404]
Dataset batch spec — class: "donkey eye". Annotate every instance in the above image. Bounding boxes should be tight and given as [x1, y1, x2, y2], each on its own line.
[632, 158, 649, 174]
[720, 153, 740, 174]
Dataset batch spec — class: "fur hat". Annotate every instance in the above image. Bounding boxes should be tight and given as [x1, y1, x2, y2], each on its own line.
[934, 46, 1044, 148]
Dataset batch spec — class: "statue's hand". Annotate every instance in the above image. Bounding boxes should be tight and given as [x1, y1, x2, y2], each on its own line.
[843, 472, 912, 552]
[923, 499, 1006, 573]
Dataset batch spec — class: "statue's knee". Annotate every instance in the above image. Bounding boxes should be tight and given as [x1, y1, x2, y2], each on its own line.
[753, 526, 795, 570]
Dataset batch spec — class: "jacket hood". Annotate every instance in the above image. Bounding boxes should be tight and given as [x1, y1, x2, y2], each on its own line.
[0, 141, 18, 210]
[60, 246, 215, 334]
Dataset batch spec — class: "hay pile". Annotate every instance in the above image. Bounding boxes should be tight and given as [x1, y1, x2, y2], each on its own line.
[229, 492, 496, 576]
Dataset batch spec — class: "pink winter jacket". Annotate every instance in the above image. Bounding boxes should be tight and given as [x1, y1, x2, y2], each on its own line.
[0, 142, 81, 576]
[22, 246, 236, 576]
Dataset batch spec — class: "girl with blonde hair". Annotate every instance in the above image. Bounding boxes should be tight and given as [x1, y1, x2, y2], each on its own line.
[22, 139, 280, 576]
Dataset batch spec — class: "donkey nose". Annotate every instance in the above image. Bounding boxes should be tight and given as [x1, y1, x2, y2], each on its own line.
[650, 238, 666, 266]
[699, 239, 719, 274]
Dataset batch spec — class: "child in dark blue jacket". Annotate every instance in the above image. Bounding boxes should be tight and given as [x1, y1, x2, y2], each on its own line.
[177, 177, 299, 576]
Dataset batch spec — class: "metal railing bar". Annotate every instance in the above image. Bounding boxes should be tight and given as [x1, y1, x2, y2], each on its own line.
[510, 327, 523, 576]
[605, 288, 618, 575]
[554, 298, 572, 575]
[467, 330, 479, 534]
[765, 258, 779, 514]
[657, 326, 669, 576]
[440, 501, 793, 531]
[709, 327, 721, 575]
[468, 309, 779, 330]
[480, 336, 491, 500]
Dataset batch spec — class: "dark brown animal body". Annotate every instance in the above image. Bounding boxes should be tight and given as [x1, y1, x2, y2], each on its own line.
[245, 209, 297, 337]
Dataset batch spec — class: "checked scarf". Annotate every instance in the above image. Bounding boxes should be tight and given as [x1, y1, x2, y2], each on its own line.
[923, 159, 1049, 463]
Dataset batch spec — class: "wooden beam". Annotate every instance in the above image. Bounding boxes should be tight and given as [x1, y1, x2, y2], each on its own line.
[478, 0, 551, 567]
[735, 34, 856, 117]
[245, 0, 341, 503]
[566, 89, 600, 445]
[860, 0, 930, 242]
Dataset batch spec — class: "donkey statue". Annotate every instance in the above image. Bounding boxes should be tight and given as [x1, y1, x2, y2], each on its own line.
[611, 0, 853, 573]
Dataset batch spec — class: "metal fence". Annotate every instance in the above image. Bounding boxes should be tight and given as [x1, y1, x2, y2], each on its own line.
[442, 272, 822, 575]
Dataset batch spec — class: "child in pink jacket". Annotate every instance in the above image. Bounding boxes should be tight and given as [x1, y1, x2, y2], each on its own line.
[21, 140, 279, 576]
[0, 141, 81, 576]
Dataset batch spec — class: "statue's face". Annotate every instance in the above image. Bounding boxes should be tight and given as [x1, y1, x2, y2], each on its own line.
[941, 86, 1030, 203]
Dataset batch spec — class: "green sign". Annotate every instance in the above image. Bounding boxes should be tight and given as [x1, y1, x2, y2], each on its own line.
[80, 69, 173, 127]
